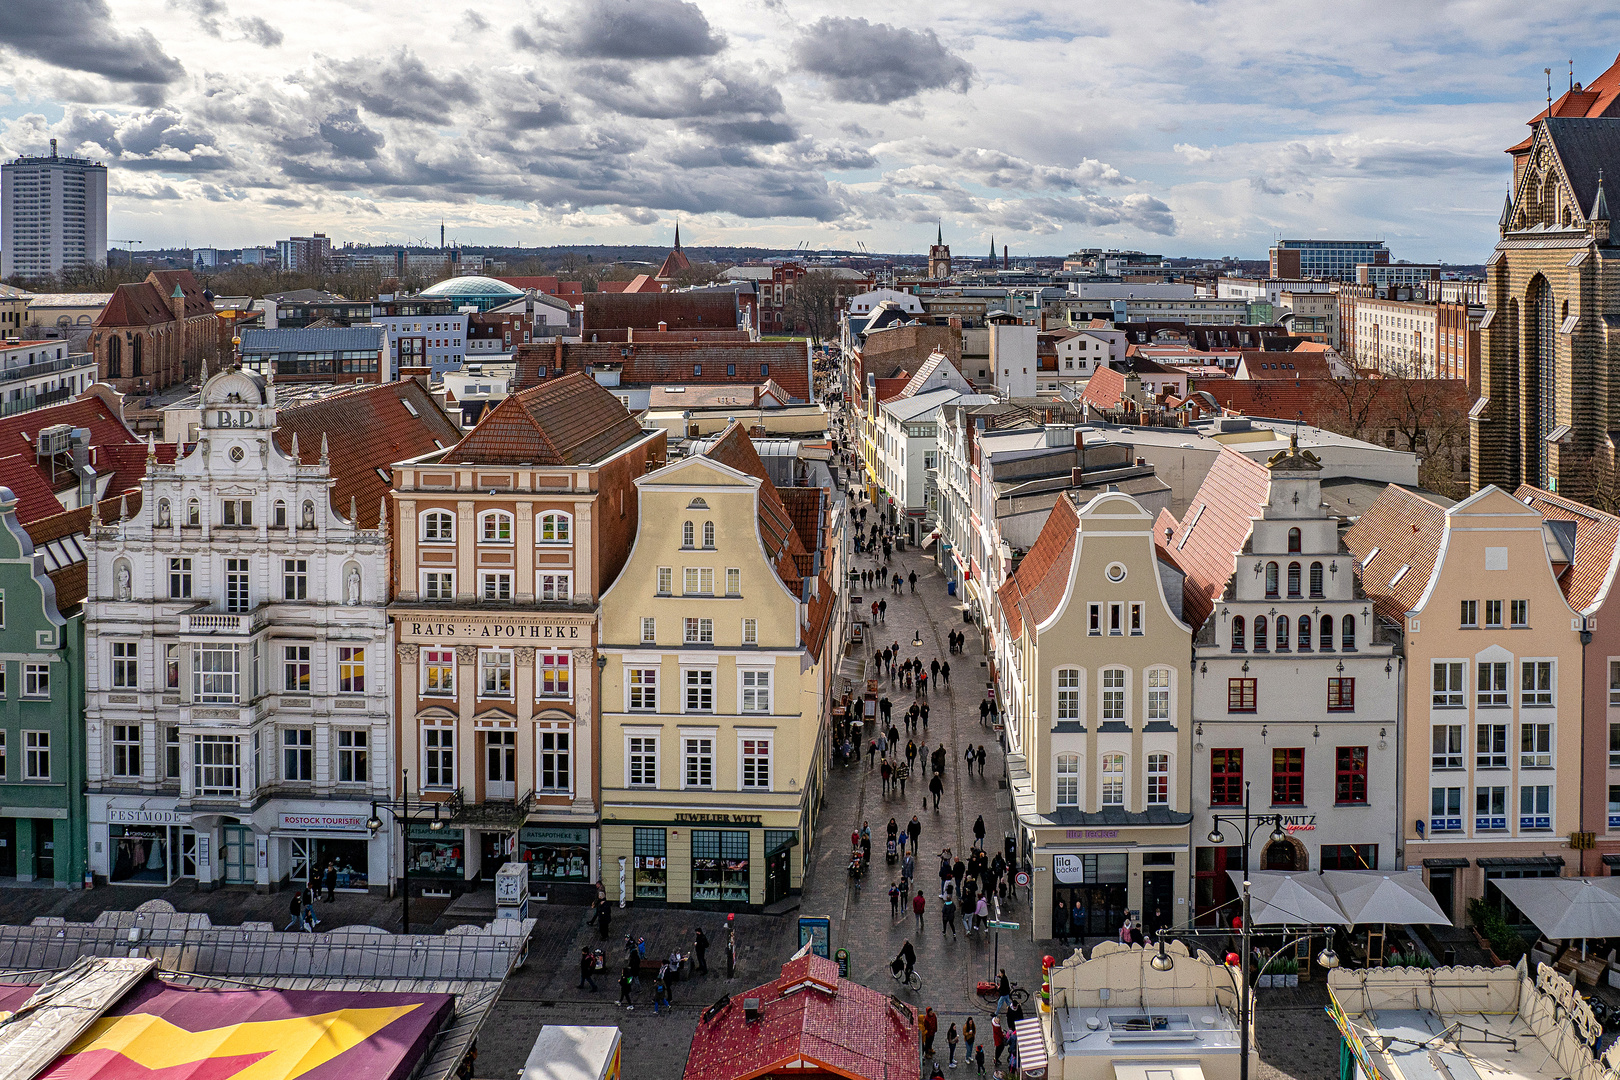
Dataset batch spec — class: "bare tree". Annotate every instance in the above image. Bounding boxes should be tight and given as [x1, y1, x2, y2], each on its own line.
[784, 270, 843, 344]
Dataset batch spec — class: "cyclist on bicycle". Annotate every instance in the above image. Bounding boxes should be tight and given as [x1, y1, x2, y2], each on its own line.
[891, 940, 917, 985]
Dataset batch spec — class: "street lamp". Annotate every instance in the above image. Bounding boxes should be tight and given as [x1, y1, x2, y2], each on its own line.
[368, 769, 464, 935]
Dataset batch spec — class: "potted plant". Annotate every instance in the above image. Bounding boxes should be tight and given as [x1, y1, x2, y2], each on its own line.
[1273, 956, 1299, 987]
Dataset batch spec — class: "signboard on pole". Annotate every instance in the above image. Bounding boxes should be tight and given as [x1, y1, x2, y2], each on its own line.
[798, 915, 831, 958]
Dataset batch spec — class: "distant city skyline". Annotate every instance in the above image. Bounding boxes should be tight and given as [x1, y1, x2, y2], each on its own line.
[0, 1, 1615, 263]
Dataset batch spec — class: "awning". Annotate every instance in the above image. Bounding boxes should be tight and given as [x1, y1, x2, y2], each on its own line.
[1492, 876, 1620, 940]
[1320, 870, 1452, 926]
[1013, 1016, 1047, 1074]
[1422, 858, 1470, 869]
[1601, 854, 1620, 868]
[922, 528, 941, 550]
[1477, 855, 1565, 869]
[1227, 871, 1350, 926]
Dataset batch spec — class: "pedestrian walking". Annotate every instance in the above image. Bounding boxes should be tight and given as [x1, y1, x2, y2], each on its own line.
[942, 896, 957, 940]
[964, 1018, 977, 1066]
[909, 570, 918, 593]
[977, 744, 987, 776]
[881, 758, 892, 794]
[931, 658, 940, 682]
[974, 1044, 986, 1076]
[975, 894, 989, 934]
[285, 889, 304, 933]
[902, 852, 914, 889]
[694, 927, 709, 974]
[870, 600, 879, 623]
[653, 976, 670, 1015]
[992, 1017, 1006, 1066]
[921, 702, 929, 731]
[979, 700, 989, 725]
[596, 897, 612, 940]
[579, 947, 599, 991]
[909, 815, 922, 850]
[973, 815, 986, 849]
[942, 660, 950, 686]
[930, 772, 944, 811]
[995, 969, 1012, 1017]
[323, 861, 337, 903]
[890, 881, 902, 918]
[618, 965, 636, 1009]
[868, 739, 877, 766]
[953, 856, 966, 897]
[946, 1022, 959, 1066]
[913, 889, 927, 930]
[922, 1007, 939, 1058]
[879, 598, 887, 624]
[302, 893, 318, 932]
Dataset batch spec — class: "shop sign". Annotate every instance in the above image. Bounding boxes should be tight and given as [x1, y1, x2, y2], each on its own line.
[1278, 814, 1316, 833]
[520, 826, 590, 844]
[1053, 855, 1085, 883]
[404, 620, 584, 641]
[109, 808, 190, 825]
[633, 857, 668, 869]
[673, 813, 763, 824]
[1064, 829, 1119, 840]
[278, 813, 370, 833]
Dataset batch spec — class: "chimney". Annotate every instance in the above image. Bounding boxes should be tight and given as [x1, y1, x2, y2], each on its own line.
[658, 320, 668, 332]
[553, 337, 564, 377]
[1003, 245, 1009, 270]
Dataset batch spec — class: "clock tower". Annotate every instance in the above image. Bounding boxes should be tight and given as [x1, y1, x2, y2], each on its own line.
[927, 222, 951, 280]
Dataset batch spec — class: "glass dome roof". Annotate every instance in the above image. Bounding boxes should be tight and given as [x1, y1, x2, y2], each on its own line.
[419, 275, 524, 298]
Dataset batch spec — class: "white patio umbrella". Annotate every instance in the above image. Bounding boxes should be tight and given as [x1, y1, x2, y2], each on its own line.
[1492, 877, 1620, 948]
[1321, 870, 1453, 926]
[1227, 870, 1352, 926]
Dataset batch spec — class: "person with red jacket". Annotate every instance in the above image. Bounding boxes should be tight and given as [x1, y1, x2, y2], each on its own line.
[913, 889, 927, 931]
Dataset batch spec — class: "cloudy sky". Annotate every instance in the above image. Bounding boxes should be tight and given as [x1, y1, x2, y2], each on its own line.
[1, 0, 1616, 261]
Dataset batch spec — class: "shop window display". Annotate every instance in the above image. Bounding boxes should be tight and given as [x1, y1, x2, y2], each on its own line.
[407, 825, 463, 879]
[520, 826, 590, 882]
[692, 829, 749, 903]
[634, 827, 667, 899]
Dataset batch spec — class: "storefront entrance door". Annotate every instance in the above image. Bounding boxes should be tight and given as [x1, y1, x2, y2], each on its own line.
[1052, 883, 1127, 941]
[485, 731, 516, 800]
[480, 832, 509, 881]
[290, 837, 313, 888]
[222, 824, 253, 885]
[0, 819, 16, 877]
[1143, 870, 1175, 936]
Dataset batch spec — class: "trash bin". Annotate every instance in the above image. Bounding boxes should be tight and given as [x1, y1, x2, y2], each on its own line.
[962, 605, 974, 624]
[947, 580, 957, 596]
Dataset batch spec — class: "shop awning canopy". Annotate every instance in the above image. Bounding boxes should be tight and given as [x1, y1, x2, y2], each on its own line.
[1227, 871, 1351, 926]
[1320, 871, 1452, 927]
[1492, 876, 1620, 941]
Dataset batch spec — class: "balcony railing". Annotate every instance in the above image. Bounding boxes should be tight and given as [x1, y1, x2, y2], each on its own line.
[0, 351, 94, 384]
[181, 606, 269, 635]
[0, 385, 74, 417]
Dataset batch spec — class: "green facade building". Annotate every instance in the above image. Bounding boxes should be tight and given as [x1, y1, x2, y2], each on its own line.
[0, 488, 86, 885]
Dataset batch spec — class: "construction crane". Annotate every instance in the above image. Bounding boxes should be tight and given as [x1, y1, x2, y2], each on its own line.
[112, 240, 141, 266]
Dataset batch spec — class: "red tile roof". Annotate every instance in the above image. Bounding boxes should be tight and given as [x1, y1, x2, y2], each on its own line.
[657, 247, 692, 280]
[873, 376, 909, 404]
[1190, 378, 1473, 427]
[1155, 447, 1273, 628]
[1516, 485, 1620, 613]
[94, 270, 214, 329]
[494, 276, 584, 294]
[1235, 351, 1331, 380]
[999, 491, 1080, 639]
[512, 341, 810, 402]
[682, 955, 919, 1080]
[701, 422, 810, 594]
[274, 379, 463, 526]
[449, 371, 647, 467]
[1343, 484, 1448, 624]
[582, 291, 738, 332]
[0, 396, 167, 525]
[1509, 52, 1620, 152]
[1080, 365, 1127, 412]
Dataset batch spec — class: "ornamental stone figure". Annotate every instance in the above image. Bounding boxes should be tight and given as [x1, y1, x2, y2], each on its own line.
[115, 563, 131, 601]
[346, 567, 362, 606]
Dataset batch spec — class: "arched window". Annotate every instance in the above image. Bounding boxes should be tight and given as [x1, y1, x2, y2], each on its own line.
[1320, 615, 1333, 651]
[1254, 616, 1269, 651]
[682, 520, 695, 547]
[1055, 668, 1081, 720]
[186, 498, 200, 527]
[1265, 562, 1279, 598]
[1342, 614, 1356, 650]
[1055, 753, 1079, 807]
[479, 510, 513, 543]
[1100, 668, 1126, 722]
[537, 511, 571, 544]
[1309, 562, 1324, 598]
[1287, 527, 1301, 553]
[130, 335, 143, 377]
[273, 499, 286, 528]
[1100, 753, 1125, 806]
[1276, 615, 1290, 651]
[702, 520, 715, 548]
[1297, 615, 1312, 650]
[1231, 616, 1246, 651]
[421, 510, 454, 542]
[1287, 562, 1301, 598]
[107, 336, 122, 378]
[1145, 668, 1171, 722]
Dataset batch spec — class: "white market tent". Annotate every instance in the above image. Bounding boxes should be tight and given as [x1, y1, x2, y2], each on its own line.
[1227, 870, 1451, 926]
[1492, 876, 1620, 941]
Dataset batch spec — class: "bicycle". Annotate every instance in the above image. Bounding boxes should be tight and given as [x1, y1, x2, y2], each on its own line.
[891, 962, 922, 992]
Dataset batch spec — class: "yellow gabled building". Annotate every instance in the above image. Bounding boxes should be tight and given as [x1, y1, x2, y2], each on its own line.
[597, 422, 837, 909]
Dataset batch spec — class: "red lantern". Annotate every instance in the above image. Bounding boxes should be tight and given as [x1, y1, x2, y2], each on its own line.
[1042, 955, 1056, 970]
[1225, 952, 1240, 967]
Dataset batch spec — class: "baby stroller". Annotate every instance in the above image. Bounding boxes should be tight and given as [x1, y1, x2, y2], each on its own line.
[886, 835, 898, 865]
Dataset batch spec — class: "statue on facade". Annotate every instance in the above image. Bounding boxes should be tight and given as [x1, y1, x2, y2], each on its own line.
[115, 563, 131, 601]
[346, 567, 362, 606]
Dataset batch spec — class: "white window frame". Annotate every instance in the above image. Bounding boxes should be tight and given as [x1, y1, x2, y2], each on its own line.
[684, 567, 715, 595]
[628, 667, 659, 711]
[537, 511, 572, 545]
[422, 723, 456, 789]
[282, 558, 308, 601]
[657, 567, 672, 595]
[1100, 667, 1127, 722]
[422, 649, 455, 697]
[481, 571, 513, 602]
[538, 652, 572, 699]
[1146, 752, 1170, 806]
[479, 510, 514, 544]
[1055, 752, 1079, 807]
[538, 572, 571, 602]
[282, 727, 314, 782]
[683, 667, 715, 713]
[742, 618, 758, 645]
[111, 641, 139, 689]
[112, 724, 141, 778]
[681, 730, 716, 789]
[194, 645, 239, 704]
[420, 510, 455, 543]
[740, 668, 772, 714]
[1101, 752, 1125, 806]
[726, 568, 741, 596]
[626, 729, 659, 788]
[224, 557, 250, 613]
[1146, 667, 1171, 722]
[337, 646, 365, 694]
[337, 729, 368, 784]
[22, 663, 48, 698]
[480, 649, 514, 698]
[537, 722, 573, 793]
[1055, 668, 1081, 721]
[168, 557, 192, 599]
[283, 644, 311, 693]
[1431, 660, 1465, 708]
[739, 730, 773, 790]
[194, 733, 239, 796]
[1431, 724, 1464, 770]
[683, 617, 714, 645]
[641, 617, 656, 644]
[421, 570, 455, 600]
[1521, 658, 1555, 707]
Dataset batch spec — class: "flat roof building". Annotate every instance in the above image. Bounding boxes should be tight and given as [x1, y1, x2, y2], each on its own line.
[1, 143, 108, 280]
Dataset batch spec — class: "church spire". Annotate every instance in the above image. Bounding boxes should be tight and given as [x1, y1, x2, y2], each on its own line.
[674, 219, 682, 252]
[1593, 169, 1610, 222]
[989, 234, 996, 260]
[937, 220, 943, 246]
[1500, 184, 1514, 230]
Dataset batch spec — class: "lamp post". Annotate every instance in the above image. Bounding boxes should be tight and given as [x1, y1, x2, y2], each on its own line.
[367, 769, 464, 935]
[1204, 781, 1286, 1080]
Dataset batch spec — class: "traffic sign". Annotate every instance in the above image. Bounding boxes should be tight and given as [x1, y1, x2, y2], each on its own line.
[987, 920, 1020, 931]
[1015, 871, 1030, 887]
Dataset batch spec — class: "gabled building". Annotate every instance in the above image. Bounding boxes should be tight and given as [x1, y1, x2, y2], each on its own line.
[0, 487, 85, 885]
[1346, 485, 1585, 919]
[597, 422, 836, 909]
[998, 490, 1193, 940]
[84, 369, 394, 891]
[88, 270, 223, 397]
[1166, 441, 1401, 927]
[388, 372, 665, 901]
